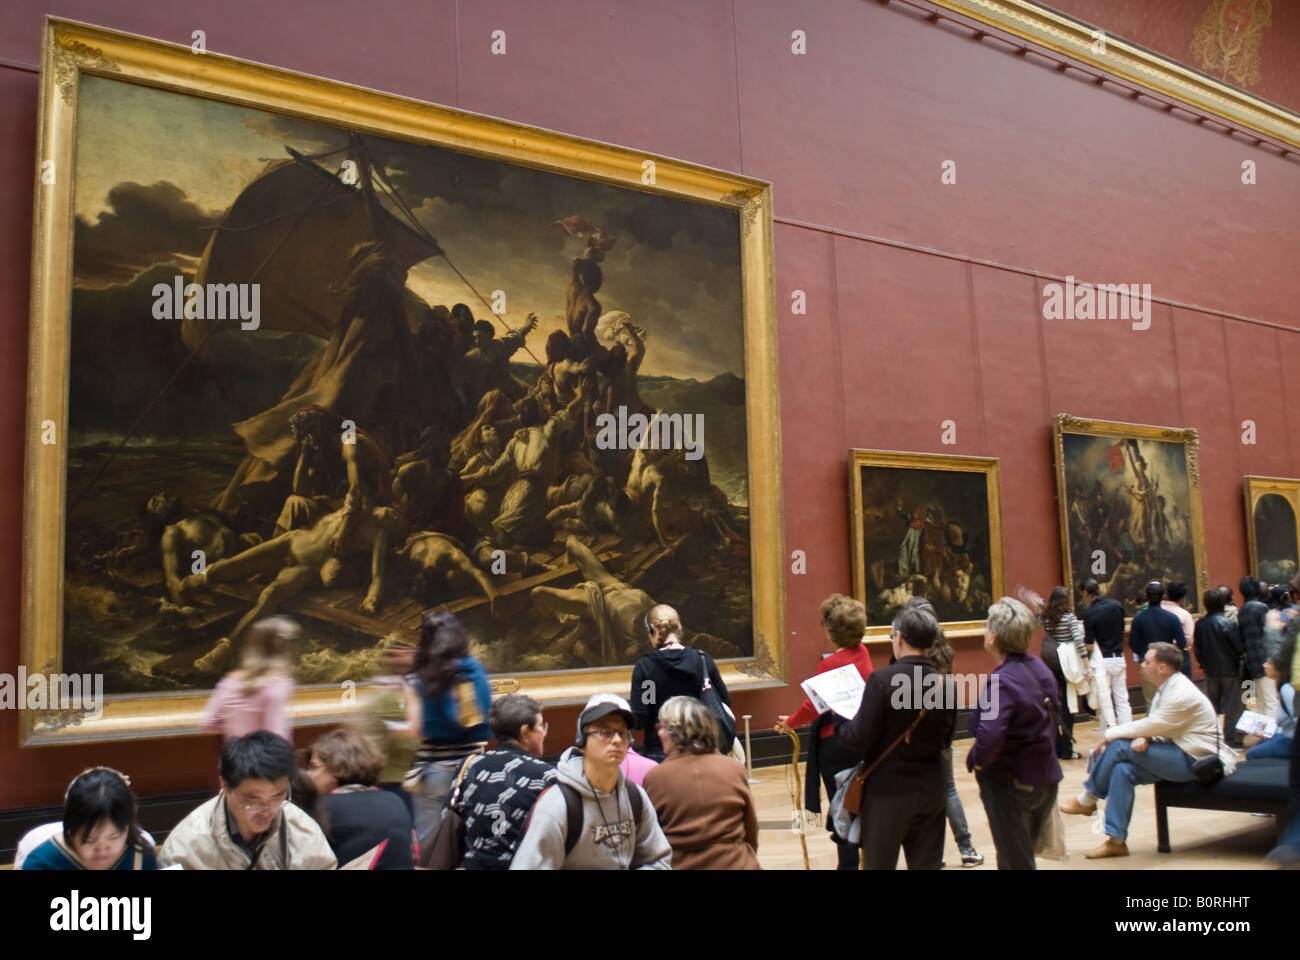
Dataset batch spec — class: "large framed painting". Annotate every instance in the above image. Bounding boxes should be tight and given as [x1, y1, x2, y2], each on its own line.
[21, 20, 784, 744]
[1244, 476, 1300, 584]
[849, 450, 1004, 640]
[1052, 414, 1208, 616]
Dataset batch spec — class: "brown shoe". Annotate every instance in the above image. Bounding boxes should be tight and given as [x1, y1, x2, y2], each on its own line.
[1059, 797, 1097, 816]
[1085, 838, 1129, 859]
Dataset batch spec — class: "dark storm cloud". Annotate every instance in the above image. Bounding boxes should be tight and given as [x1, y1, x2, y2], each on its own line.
[73, 181, 221, 286]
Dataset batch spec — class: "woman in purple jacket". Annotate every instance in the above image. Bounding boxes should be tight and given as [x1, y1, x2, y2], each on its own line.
[967, 597, 1064, 869]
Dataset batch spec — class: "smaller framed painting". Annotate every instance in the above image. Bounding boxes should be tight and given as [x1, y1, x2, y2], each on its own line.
[848, 449, 1005, 641]
[1244, 476, 1300, 585]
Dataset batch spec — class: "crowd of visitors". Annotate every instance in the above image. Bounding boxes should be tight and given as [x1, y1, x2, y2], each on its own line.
[17, 574, 1300, 870]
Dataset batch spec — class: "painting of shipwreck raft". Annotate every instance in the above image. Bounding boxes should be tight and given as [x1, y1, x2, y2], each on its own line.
[35, 45, 769, 717]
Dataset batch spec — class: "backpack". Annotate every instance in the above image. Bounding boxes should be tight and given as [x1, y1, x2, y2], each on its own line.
[525, 780, 645, 857]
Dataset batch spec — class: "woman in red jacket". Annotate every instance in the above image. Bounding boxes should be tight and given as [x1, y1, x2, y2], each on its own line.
[776, 594, 874, 870]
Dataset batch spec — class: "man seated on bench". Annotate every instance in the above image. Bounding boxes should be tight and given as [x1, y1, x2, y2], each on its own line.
[1060, 642, 1238, 859]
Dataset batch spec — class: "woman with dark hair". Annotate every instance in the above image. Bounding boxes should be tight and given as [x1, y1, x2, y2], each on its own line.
[22, 768, 158, 870]
[306, 727, 415, 869]
[403, 609, 492, 863]
[1039, 586, 1085, 760]
[904, 598, 983, 868]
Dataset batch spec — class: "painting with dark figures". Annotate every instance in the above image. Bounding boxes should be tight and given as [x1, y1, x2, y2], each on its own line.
[57, 73, 756, 696]
[849, 451, 1004, 635]
[1243, 478, 1300, 586]
[1054, 416, 1206, 617]
[1253, 494, 1298, 584]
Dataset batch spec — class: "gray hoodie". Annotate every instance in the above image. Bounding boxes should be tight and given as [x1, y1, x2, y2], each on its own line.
[510, 747, 672, 870]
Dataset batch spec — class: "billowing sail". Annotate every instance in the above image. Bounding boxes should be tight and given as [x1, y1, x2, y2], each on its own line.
[185, 154, 437, 351]
[195, 152, 442, 517]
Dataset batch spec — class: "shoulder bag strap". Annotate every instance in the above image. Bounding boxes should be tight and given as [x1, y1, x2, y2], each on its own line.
[857, 707, 929, 783]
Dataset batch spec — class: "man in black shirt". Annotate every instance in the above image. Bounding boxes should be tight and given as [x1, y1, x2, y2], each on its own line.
[1129, 581, 1185, 707]
[1079, 578, 1131, 729]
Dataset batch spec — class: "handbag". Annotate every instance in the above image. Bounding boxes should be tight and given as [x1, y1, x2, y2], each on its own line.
[842, 709, 927, 816]
[1191, 720, 1225, 785]
[696, 650, 738, 754]
[422, 753, 479, 869]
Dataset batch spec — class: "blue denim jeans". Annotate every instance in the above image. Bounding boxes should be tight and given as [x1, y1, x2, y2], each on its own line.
[1083, 739, 1194, 842]
[1246, 735, 1293, 760]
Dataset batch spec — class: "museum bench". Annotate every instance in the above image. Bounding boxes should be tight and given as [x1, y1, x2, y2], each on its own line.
[1154, 757, 1291, 853]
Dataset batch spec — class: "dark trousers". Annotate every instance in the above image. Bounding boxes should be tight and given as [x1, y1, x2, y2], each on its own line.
[1047, 668, 1076, 754]
[818, 736, 861, 870]
[859, 788, 946, 870]
[1204, 674, 1245, 748]
[975, 768, 1058, 870]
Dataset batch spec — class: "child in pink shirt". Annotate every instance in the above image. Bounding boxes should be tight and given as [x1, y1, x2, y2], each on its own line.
[201, 616, 299, 742]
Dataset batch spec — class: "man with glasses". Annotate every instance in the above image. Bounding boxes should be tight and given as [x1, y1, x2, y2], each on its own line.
[160, 730, 337, 869]
[511, 693, 670, 869]
[449, 694, 558, 869]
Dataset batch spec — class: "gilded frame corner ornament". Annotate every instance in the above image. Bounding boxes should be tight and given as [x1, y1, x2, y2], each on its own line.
[848, 448, 1005, 643]
[1242, 475, 1300, 582]
[21, 18, 785, 745]
[1051, 414, 1210, 605]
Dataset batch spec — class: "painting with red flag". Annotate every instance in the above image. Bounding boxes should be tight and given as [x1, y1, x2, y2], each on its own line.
[1052, 415, 1207, 618]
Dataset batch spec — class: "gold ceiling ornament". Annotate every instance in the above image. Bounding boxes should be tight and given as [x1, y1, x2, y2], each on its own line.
[929, 0, 1299, 150]
[1191, 0, 1272, 89]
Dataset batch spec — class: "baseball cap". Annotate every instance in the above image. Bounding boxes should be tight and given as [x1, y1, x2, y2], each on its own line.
[575, 693, 636, 745]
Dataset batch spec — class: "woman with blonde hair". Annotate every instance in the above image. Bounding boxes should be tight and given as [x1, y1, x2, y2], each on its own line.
[629, 604, 733, 761]
[643, 696, 760, 870]
[201, 615, 299, 742]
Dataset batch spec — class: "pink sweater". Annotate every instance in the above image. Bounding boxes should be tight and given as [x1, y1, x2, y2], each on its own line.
[620, 746, 658, 786]
[201, 673, 294, 742]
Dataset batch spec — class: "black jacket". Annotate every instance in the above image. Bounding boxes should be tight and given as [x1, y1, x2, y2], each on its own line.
[320, 787, 414, 869]
[834, 655, 956, 796]
[1239, 599, 1270, 679]
[1129, 605, 1184, 661]
[1082, 596, 1126, 657]
[630, 646, 729, 756]
[1193, 613, 1243, 677]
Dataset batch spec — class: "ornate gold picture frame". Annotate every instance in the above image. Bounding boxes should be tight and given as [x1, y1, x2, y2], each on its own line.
[1243, 476, 1300, 584]
[1052, 414, 1208, 616]
[21, 19, 784, 745]
[848, 449, 1004, 641]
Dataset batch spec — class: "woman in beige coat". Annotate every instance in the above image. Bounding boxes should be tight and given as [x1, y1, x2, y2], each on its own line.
[643, 696, 760, 870]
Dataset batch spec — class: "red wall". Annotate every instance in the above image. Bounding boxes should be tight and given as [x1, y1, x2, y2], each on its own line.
[1, 0, 1298, 809]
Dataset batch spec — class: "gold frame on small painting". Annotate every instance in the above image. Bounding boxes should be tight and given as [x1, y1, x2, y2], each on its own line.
[1051, 414, 1209, 610]
[1243, 476, 1300, 581]
[848, 449, 1005, 642]
[20, 18, 785, 745]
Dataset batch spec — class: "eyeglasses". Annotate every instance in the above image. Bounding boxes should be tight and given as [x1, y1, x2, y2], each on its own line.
[587, 727, 629, 742]
[529, 720, 550, 733]
[232, 787, 291, 816]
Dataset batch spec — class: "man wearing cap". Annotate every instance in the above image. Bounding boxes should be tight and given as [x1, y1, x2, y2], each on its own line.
[511, 693, 671, 870]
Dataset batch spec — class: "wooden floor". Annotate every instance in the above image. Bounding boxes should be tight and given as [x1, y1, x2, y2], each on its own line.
[752, 720, 1283, 870]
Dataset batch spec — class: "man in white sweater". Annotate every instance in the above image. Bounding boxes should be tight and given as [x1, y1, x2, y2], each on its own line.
[1059, 642, 1238, 859]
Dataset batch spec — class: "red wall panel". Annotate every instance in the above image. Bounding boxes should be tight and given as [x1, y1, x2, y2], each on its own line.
[0, 0, 1297, 808]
